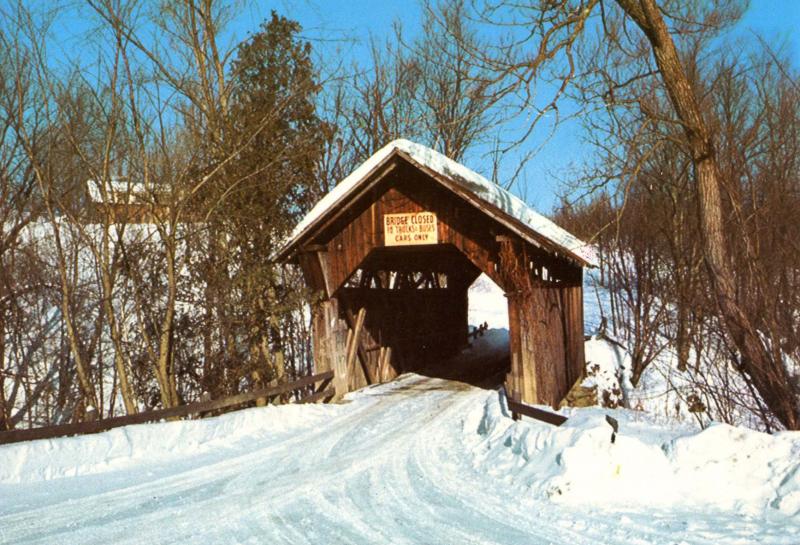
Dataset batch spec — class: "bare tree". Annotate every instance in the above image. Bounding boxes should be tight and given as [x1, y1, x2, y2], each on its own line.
[342, 0, 503, 165]
[469, 0, 799, 429]
[555, 30, 800, 429]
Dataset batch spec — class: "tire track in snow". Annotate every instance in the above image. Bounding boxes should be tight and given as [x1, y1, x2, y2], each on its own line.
[1, 374, 795, 544]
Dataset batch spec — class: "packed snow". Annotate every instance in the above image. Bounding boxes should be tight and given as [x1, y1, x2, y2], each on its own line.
[476, 394, 800, 519]
[3, 265, 799, 543]
[280, 139, 596, 265]
[2, 373, 798, 544]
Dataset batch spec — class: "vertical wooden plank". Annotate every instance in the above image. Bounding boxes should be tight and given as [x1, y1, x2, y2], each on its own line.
[310, 302, 329, 375]
[377, 347, 386, 382]
[345, 307, 366, 390]
[317, 251, 333, 298]
[519, 292, 540, 405]
[378, 346, 394, 382]
[507, 293, 527, 405]
[371, 200, 377, 248]
[547, 285, 568, 407]
[545, 280, 586, 403]
[569, 282, 586, 389]
[327, 298, 349, 398]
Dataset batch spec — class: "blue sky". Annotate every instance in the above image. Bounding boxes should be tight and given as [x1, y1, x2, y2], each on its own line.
[51, 0, 800, 213]
[228, 0, 800, 211]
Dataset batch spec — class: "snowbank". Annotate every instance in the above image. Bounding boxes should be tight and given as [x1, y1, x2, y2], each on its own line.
[470, 391, 800, 519]
[2, 372, 798, 544]
[0, 402, 339, 485]
[582, 336, 627, 407]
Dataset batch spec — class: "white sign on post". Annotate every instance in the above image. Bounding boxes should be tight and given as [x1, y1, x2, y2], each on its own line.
[383, 212, 438, 246]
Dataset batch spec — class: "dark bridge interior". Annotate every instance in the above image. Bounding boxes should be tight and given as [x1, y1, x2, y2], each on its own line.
[338, 245, 510, 387]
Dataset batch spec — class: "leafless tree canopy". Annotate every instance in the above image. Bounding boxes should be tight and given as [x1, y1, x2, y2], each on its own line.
[0, 1, 323, 427]
[1, 0, 797, 432]
[539, 1, 800, 430]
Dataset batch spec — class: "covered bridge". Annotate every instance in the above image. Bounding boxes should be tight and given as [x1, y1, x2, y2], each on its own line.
[277, 140, 595, 409]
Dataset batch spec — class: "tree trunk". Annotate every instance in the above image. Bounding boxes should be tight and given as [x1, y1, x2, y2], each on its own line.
[99, 225, 138, 415]
[0, 301, 7, 431]
[101, 268, 138, 415]
[156, 235, 179, 408]
[51, 221, 98, 412]
[616, 0, 799, 429]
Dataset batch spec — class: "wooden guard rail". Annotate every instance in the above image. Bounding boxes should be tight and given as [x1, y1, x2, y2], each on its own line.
[505, 382, 568, 427]
[506, 398, 568, 426]
[467, 322, 489, 341]
[0, 370, 335, 446]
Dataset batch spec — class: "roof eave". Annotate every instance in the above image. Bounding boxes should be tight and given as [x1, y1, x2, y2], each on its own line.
[394, 150, 593, 268]
[275, 149, 402, 262]
[278, 144, 595, 269]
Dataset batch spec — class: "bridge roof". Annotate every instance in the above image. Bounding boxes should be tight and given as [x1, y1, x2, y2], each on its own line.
[278, 139, 595, 267]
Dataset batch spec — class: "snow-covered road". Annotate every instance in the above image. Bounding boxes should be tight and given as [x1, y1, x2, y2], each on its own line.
[1, 374, 797, 544]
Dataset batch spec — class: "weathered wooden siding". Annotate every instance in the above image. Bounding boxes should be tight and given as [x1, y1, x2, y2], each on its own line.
[317, 164, 507, 294]
[308, 298, 349, 397]
[339, 287, 468, 378]
[562, 278, 586, 396]
[294, 155, 587, 407]
[500, 238, 584, 408]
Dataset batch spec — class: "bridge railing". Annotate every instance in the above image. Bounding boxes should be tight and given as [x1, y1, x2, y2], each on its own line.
[0, 370, 335, 446]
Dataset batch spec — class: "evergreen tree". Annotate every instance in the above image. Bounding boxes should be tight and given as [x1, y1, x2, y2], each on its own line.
[193, 12, 325, 396]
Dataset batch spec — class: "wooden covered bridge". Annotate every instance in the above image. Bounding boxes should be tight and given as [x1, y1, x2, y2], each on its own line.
[277, 140, 595, 409]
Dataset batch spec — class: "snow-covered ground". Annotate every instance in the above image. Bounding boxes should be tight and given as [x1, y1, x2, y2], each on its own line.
[2, 273, 799, 543]
[467, 274, 509, 330]
[1, 372, 798, 544]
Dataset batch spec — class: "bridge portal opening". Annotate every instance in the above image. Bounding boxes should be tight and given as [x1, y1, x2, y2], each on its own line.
[336, 246, 510, 388]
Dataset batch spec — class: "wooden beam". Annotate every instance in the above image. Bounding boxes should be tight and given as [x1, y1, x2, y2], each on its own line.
[0, 371, 336, 445]
[300, 244, 328, 253]
[377, 346, 392, 383]
[317, 251, 334, 298]
[315, 372, 334, 394]
[297, 388, 335, 404]
[507, 398, 568, 427]
[344, 307, 370, 384]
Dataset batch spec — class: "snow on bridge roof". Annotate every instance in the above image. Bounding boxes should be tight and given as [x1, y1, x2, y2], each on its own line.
[279, 139, 596, 267]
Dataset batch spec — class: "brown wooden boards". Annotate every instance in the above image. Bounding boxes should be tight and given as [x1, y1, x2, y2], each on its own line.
[287, 153, 588, 408]
[507, 397, 568, 426]
[0, 371, 336, 445]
